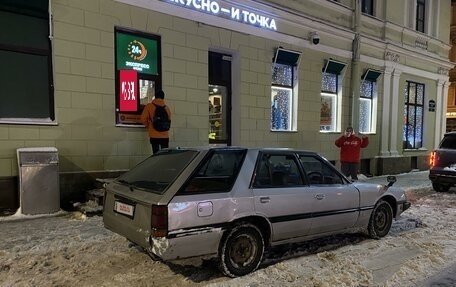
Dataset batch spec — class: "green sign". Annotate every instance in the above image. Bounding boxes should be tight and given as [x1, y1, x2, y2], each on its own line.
[116, 31, 158, 75]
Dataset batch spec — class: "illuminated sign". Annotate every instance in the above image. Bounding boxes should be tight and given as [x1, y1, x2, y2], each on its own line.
[119, 70, 138, 112]
[165, 0, 277, 31]
[116, 32, 159, 75]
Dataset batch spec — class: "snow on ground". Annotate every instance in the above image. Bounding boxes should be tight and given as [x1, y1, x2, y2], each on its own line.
[1, 171, 456, 287]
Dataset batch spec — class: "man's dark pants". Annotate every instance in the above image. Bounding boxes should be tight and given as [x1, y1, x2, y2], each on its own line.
[150, 138, 169, 154]
[341, 162, 359, 180]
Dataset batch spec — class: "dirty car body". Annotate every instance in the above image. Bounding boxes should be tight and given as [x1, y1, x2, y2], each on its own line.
[103, 147, 410, 277]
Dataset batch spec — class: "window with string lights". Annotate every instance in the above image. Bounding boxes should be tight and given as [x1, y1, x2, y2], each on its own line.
[271, 48, 301, 132]
[403, 81, 424, 149]
[320, 59, 346, 132]
[359, 69, 381, 134]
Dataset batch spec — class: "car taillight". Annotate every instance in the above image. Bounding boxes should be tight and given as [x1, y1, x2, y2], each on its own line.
[429, 151, 435, 167]
[151, 205, 168, 237]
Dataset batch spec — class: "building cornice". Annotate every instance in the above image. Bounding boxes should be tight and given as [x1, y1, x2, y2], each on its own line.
[385, 21, 452, 51]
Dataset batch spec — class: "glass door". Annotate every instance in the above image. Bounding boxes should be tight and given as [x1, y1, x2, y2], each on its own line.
[208, 51, 231, 145]
[209, 85, 227, 142]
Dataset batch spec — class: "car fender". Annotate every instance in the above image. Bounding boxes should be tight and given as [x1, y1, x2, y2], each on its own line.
[226, 213, 273, 246]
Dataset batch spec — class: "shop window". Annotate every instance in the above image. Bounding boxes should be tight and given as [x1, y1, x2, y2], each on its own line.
[0, 0, 54, 123]
[362, 0, 374, 16]
[359, 69, 381, 134]
[271, 48, 301, 132]
[320, 59, 346, 132]
[115, 28, 161, 126]
[403, 81, 424, 149]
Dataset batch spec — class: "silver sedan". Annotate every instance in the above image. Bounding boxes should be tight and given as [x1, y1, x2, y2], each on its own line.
[103, 147, 410, 277]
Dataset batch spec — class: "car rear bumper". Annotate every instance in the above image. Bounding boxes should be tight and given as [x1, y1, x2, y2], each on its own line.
[148, 227, 224, 260]
[429, 173, 456, 185]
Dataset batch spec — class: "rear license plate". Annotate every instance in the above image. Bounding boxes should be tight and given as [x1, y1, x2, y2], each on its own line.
[114, 201, 135, 217]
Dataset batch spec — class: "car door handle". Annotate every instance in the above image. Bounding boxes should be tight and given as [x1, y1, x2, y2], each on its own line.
[315, 194, 325, 200]
[259, 197, 270, 203]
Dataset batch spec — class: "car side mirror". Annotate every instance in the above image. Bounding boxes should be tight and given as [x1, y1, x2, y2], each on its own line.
[386, 176, 396, 187]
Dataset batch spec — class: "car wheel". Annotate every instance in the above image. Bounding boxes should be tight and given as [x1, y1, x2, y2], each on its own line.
[368, 200, 393, 239]
[432, 183, 451, 192]
[219, 223, 264, 277]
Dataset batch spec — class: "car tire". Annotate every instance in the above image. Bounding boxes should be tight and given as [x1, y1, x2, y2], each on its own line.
[432, 183, 451, 193]
[368, 200, 393, 239]
[218, 223, 264, 277]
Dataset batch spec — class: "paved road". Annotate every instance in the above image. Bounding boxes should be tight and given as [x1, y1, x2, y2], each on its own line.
[2, 170, 456, 286]
[367, 171, 456, 287]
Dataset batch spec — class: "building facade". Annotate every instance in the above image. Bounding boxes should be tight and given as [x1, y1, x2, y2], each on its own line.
[0, 0, 452, 211]
[447, 0, 456, 130]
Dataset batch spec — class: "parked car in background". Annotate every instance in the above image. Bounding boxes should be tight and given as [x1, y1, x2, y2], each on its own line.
[103, 147, 410, 277]
[429, 132, 456, 192]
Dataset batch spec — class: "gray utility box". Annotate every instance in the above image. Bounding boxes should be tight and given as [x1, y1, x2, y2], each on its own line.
[17, 147, 60, 215]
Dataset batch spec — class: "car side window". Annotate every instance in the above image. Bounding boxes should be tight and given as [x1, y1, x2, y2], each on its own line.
[299, 155, 343, 185]
[253, 153, 303, 188]
[180, 149, 246, 194]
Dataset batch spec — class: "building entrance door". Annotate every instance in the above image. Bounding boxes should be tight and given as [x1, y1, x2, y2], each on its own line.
[208, 51, 232, 145]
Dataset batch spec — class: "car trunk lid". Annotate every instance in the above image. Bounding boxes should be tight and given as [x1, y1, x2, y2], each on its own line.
[102, 149, 203, 249]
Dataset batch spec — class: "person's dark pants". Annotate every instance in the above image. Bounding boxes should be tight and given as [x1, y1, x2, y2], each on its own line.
[150, 138, 169, 154]
[341, 162, 359, 180]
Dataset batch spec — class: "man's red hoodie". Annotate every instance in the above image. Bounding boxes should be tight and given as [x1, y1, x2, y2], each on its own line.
[335, 134, 369, 163]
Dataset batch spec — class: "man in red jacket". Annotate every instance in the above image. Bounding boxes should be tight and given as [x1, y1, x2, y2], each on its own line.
[334, 126, 369, 180]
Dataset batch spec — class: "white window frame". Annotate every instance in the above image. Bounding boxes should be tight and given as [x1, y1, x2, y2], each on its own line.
[320, 59, 346, 133]
[359, 69, 381, 134]
[320, 72, 343, 133]
[406, 0, 433, 35]
[270, 48, 301, 132]
[271, 84, 295, 131]
[359, 80, 377, 134]
[403, 80, 425, 149]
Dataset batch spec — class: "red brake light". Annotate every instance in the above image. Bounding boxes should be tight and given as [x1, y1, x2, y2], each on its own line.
[429, 151, 435, 167]
[151, 205, 168, 237]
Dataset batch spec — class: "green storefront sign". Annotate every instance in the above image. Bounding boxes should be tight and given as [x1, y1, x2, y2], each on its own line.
[116, 31, 158, 75]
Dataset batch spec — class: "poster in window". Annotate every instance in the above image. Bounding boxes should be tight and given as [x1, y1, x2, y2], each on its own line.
[119, 70, 138, 112]
[320, 97, 332, 125]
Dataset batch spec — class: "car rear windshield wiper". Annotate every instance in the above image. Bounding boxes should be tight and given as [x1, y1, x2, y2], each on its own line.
[117, 179, 134, 191]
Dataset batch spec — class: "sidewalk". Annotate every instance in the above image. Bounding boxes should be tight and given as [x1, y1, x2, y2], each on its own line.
[361, 169, 431, 189]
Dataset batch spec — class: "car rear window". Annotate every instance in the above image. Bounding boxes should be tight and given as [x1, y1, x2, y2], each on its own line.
[115, 149, 198, 194]
[440, 135, 456, 149]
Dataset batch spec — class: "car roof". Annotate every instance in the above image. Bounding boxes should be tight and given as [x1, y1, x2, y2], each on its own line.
[169, 146, 318, 155]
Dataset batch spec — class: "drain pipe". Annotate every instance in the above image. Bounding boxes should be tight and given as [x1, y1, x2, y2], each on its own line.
[350, 0, 361, 132]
